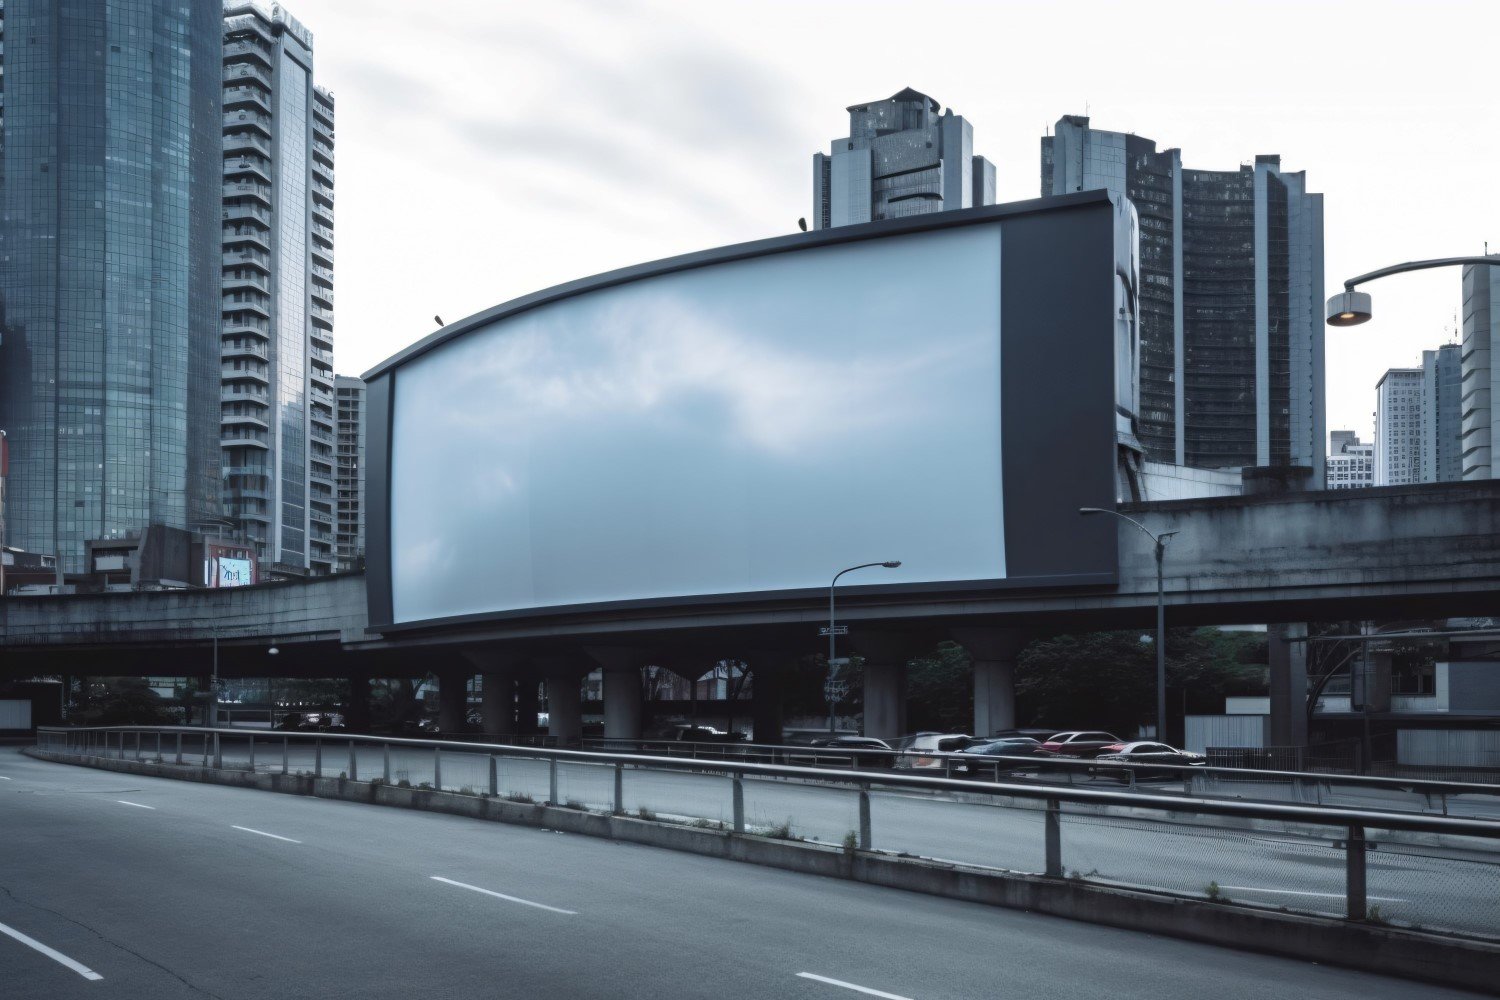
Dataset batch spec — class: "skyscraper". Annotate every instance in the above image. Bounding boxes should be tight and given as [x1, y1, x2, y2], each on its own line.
[334, 374, 364, 572]
[1375, 368, 1423, 486]
[812, 88, 995, 230]
[0, 0, 223, 573]
[1461, 264, 1500, 481]
[1421, 343, 1461, 483]
[1325, 431, 1373, 490]
[220, 2, 336, 575]
[1042, 117, 1325, 477]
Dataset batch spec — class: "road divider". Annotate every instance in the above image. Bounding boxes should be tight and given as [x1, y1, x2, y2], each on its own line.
[0, 919, 104, 982]
[116, 800, 155, 810]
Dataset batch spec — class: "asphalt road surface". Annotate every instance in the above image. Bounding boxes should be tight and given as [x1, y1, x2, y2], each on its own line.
[0, 747, 1487, 999]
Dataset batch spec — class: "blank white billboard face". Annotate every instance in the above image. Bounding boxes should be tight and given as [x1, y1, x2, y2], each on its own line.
[389, 226, 1003, 623]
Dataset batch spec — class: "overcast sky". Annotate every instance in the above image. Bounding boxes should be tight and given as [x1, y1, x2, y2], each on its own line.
[294, 0, 1499, 442]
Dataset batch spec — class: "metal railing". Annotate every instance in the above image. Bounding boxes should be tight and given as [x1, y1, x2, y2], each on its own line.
[34, 726, 1500, 940]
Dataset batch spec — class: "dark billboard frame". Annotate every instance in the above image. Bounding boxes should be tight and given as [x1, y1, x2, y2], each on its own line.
[363, 191, 1125, 635]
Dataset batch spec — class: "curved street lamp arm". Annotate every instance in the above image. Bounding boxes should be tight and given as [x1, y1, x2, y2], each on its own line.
[831, 561, 894, 590]
[1344, 256, 1500, 292]
[1078, 506, 1167, 547]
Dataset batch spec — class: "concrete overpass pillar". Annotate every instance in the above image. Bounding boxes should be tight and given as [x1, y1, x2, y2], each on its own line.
[951, 627, 1030, 737]
[851, 632, 934, 742]
[542, 657, 589, 745]
[515, 675, 542, 734]
[745, 650, 794, 745]
[344, 671, 372, 734]
[585, 647, 645, 741]
[463, 650, 526, 738]
[437, 672, 469, 735]
[1268, 623, 1309, 748]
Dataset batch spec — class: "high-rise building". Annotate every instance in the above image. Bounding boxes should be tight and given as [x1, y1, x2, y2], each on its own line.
[1042, 117, 1325, 477]
[1325, 431, 1373, 490]
[334, 374, 364, 572]
[1421, 343, 1462, 483]
[220, 2, 336, 575]
[812, 88, 995, 230]
[1461, 264, 1500, 480]
[0, 0, 223, 573]
[1375, 368, 1423, 486]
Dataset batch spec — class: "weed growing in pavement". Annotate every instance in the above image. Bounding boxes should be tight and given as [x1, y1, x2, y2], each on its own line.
[1367, 905, 1388, 924]
[842, 830, 858, 855]
[397, 778, 412, 788]
[765, 819, 802, 841]
[561, 799, 590, 811]
[504, 792, 535, 804]
[1205, 881, 1224, 901]
[368, 777, 385, 787]
[339, 771, 347, 780]
[690, 818, 726, 831]
[636, 806, 658, 821]
[457, 786, 476, 797]
[416, 781, 433, 790]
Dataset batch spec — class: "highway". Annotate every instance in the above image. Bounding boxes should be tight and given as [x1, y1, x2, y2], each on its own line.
[0, 747, 1486, 999]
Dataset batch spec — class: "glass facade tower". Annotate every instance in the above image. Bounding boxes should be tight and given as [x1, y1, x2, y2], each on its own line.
[0, 0, 222, 572]
[1043, 118, 1325, 477]
[220, 2, 335, 575]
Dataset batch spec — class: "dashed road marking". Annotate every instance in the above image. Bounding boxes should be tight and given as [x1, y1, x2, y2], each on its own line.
[116, 800, 155, 810]
[231, 825, 301, 844]
[797, 972, 915, 999]
[429, 876, 576, 915]
[0, 919, 104, 981]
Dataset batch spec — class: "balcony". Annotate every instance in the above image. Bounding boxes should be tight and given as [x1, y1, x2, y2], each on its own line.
[223, 294, 270, 319]
[223, 248, 271, 271]
[311, 203, 334, 229]
[220, 411, 269, 431]
[223, 202, 271, 226]
[310, 285, 333, 309]
[222, 431, 270, 450]
[221, 364, 269, 386]
[223, 84, 270, 115]
[312, 143, 335, 171]
[224, 109, 272, 137]
[220, 229, 268, 254]
[223, 315, 270, 336]
[221, 340, 268, 361]
[310, 304, 334, 328]
[222, 272, 268, 295]
[224, 131, 271, 157]
[221, 385, 269, 403]
[313, 116, 333, 143]
[224, 156, 271, 184]
[312, 222, 334, 246]
[226, 62, 273, 90]
[312, 160, 334, 186]
[223, 181, 272, 206]
[223, 38, 273, 66]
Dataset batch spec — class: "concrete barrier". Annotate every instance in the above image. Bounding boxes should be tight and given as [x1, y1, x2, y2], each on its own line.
[25, 747, 1500, 993]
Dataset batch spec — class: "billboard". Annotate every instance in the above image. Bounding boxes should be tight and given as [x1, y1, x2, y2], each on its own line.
[205, 542, 257, 588]
[364, 192, 1134, 631]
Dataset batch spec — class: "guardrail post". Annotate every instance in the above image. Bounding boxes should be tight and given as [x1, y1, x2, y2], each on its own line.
[134, 731, 142, 761]
[1044, 798, 1063, 877]
[858, 784, 872, 850]
[176, 732, 183, 765]
[213, 732, 222, 770]
[348, 740, 357, 782]
[612, 761, 623, 814]
[201, 733, 209, 767]
[249, 735, 256, 772]
[1346, 824, 1368, 920]
[548, 758, 559, 806]
[315, 738, 323, 778]
[1127, 767, 1136, 791]
[282, 736, 289, 775]
[384, 743, 392, 784]
[490, 754, 499, 797]
[434, 746, 442, 790]
[732, 775, 745, 834]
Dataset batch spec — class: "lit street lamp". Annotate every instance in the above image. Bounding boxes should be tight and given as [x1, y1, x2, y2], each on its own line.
[1326, 255, 1500, 327]
[1079, 508, 1177, 741]
[825, 561, 902, 734]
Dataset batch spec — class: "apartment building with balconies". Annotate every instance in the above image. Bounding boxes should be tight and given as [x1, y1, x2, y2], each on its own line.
[220, 1, 336, 575]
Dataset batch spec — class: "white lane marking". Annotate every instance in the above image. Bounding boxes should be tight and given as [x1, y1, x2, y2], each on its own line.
[116, 800, 155, 810]
[0, 775, 12, 780]
[429, 876, 576, 915]
[0, 919, 105, 981]
[231, 825, 301, 844]
[797, 972, 915, 1000]
[1217, 885, 1405, 902]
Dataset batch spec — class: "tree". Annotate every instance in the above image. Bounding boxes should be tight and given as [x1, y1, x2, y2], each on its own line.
[905, 642, 972, 733]
[73, 678, 175, 726]
[1016, 628, 1265, 740]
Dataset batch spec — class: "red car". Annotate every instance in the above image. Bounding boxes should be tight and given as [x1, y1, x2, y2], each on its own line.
[1037, 731, 1123, 758]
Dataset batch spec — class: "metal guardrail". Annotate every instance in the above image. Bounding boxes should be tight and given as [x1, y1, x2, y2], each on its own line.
[34, 725, 1500, 938]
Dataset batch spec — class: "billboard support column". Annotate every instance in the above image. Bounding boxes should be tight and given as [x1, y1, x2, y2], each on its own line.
[745, 650, 795, 745]
[542, 655, 587, 745]
[852, 632, 935, 741]
[344, 670, 371, 734]
[437, 670, 469, 735]
[464, 649, 527, 737]
[952, 627, 1030, 737]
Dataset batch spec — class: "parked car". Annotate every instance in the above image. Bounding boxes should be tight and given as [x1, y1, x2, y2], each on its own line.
[953, 736, 1047, 776]
[895, 733, 976, 769]
[1036, 731, 1123, 759]
[786, 735, 896, 769]
[667, 725, 747, 744]
[1096, 741, 1206, 780]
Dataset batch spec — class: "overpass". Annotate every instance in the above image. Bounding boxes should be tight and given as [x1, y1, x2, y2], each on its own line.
[5, 480, 1499, 743]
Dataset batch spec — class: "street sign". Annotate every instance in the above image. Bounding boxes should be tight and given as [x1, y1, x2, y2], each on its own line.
[827, 657, 851, 667]
[823, 680, 849, 703]
[819, 625, 849, 636]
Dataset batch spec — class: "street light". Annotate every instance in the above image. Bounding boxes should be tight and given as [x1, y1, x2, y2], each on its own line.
[1326, 255, 1500, 327]
[1079, 508, 1178, 741]
[826, 560, 902, 734]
